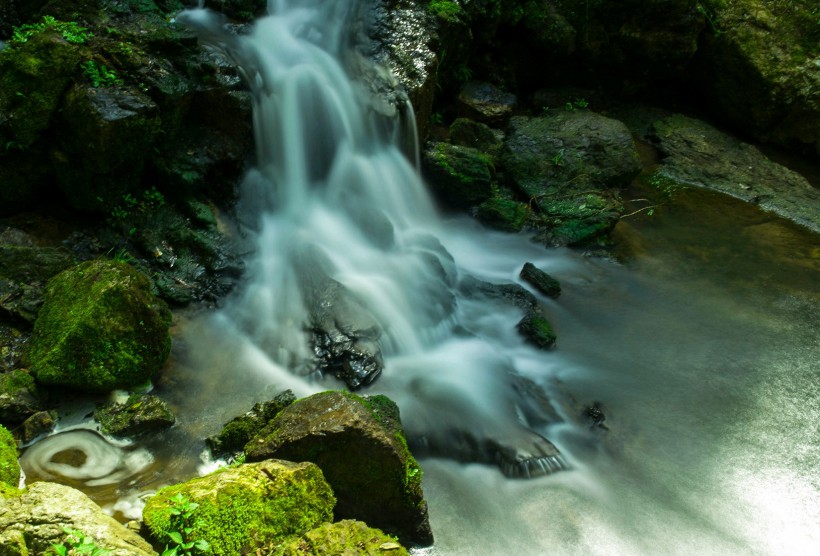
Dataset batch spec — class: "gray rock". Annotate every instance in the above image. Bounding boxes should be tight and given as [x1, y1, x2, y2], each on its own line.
[0, 481, 157, 556]
[245, 391, 433, 546]
[458, 81, 517, 124]
[94, 393, 175, 438]
[649, 114, 820, 233]
[21, 410, 55, 444]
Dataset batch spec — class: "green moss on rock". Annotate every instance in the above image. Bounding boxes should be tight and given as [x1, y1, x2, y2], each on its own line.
[26, 259, 171, 393]
[517, 313, 557, 350]
[475, 198, 529, 232]
[0, 424, 20, 487]
[143, 460, 335, 556]
[277, 520, 410, 556]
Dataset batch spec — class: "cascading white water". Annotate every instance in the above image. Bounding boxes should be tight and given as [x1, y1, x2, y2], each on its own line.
[178, 0, 566, 476]
[167, 2, 820, 555]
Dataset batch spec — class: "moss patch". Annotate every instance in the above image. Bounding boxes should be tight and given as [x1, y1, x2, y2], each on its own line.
[277, 520, 410, 556]
[26, 259, 171, 393]
[0, 424, 20, 487]
[143, 460, 335, 556]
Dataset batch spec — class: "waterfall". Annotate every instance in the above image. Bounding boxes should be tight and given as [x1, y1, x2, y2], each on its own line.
[178, 0, 567, 476]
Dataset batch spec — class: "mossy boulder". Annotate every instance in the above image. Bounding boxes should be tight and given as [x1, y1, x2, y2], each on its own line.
[475, 197, 529, 232]
[245, 391, 433, 546]
[26, 259, 172, 393]
[517, 313, 557, 350]
[277, 520, 410, 556]
[697, 0, 820, 155]
[94, 393, 175, 438]
[519, 262, 561, 299]
[0, 481, 157, 556]
[422, 142, 493, 209]
[0, 369, 43, 424]
[0, 424, 19, 487]
[142, 460, 335, 556]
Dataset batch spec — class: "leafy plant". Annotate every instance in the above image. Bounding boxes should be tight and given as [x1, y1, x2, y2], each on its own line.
[550, 149, 566, 166]
[50, 527, 111, 556]
[161, 493, 212, 556]
[81, 60, 123, 88]
[10, 16, 92, 45]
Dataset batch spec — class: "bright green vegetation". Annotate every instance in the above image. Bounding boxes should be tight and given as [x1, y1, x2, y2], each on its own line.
[0, 425, 20, 487]
[143, 461, 334, 556]
[160, 494, 212, 556]
[9, 16, 92, 46]
[428, 0, 466, 23]
[26, 259, 172, 392]
[81, 60, 123, 88]
[50, 527, 112, 556]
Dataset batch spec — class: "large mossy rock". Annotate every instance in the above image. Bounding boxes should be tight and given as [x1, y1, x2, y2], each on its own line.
[422, 142, 494, 209]
[26, 259, 172, 392]
[245, 391, 433, 547]
[207, 389, 296, 457]
[501, 111, 638, 246]
[0, 423, 19, 487]
[697, 0, 820, 156]
[0, 481, 157, 556]
[278, 520, 410, 556]
[649, 114, 820, 233]
[143, 460, 335, 556]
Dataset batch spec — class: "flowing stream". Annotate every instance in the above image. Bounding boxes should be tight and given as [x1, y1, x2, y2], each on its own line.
[20, 1, 820, 554]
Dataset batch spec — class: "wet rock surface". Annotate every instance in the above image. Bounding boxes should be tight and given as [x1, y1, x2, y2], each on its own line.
[245, 391, 433, 546]
[207, 389, 296, 457]
[0, 481, 158, 556]
[457, 80, 517, 124]
[520, 262, 562, 299]
[0, 369, 43, 425]
[279, 519, 410, 556]
[649, 114, 820, 233]
[94, 393, 176, 438]
[422, 142, 494, 209]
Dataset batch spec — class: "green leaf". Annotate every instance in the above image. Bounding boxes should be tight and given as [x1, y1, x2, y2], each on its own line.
[162, 547, 179, 556]
[168, 531, 184, 545]
[194, 539, 211, 552]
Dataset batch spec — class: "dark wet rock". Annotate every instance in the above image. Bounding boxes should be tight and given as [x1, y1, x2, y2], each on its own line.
[502, 112, 638, 246]
[460, 276, 558, 349]
[296, 253, 384, 389]
[143, 460, 334, 556]
[94, 393, 175, 438]
[53, 84, 161, 214]
[217, 0, 267, 22]
[422, 142, 493, 209]
[0, 240, 74, 324]
[649, 114, 820, 233]
[516, 313, 557, 350]
[245, 391, 433, 547]
[457, 81, 516, 124]
[582, 402, 608, 430]
[20, 409, 55, 443]
[279, 520, 410, 556]
[520, 262, 561, 299]
[0, 481, 157, 556]
[0, 423, 18, 487]
[0, 369, 43, 425]
[475, 197, 529, 232]
[362, 0, 438, 142]
[26, 259, 172, 393]
[206, 389, 296, 456]
[449, 118, 502, 153]
[696, 0, 820, 156]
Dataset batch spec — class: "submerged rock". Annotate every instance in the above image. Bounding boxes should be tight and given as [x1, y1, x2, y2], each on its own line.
[649, 114, 820, 233]
[245, 391, 433, 546]
[0, 481, 157, 556]
[143, 459, 334, 556]
[94, 393, 175, 438]
[279, 520, 410, 556]
[26, 259, 172, 393]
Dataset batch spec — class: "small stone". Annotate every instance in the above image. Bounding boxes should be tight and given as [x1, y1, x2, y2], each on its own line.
[21, 411, 56, 444]
[519, 262, 561, 299]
